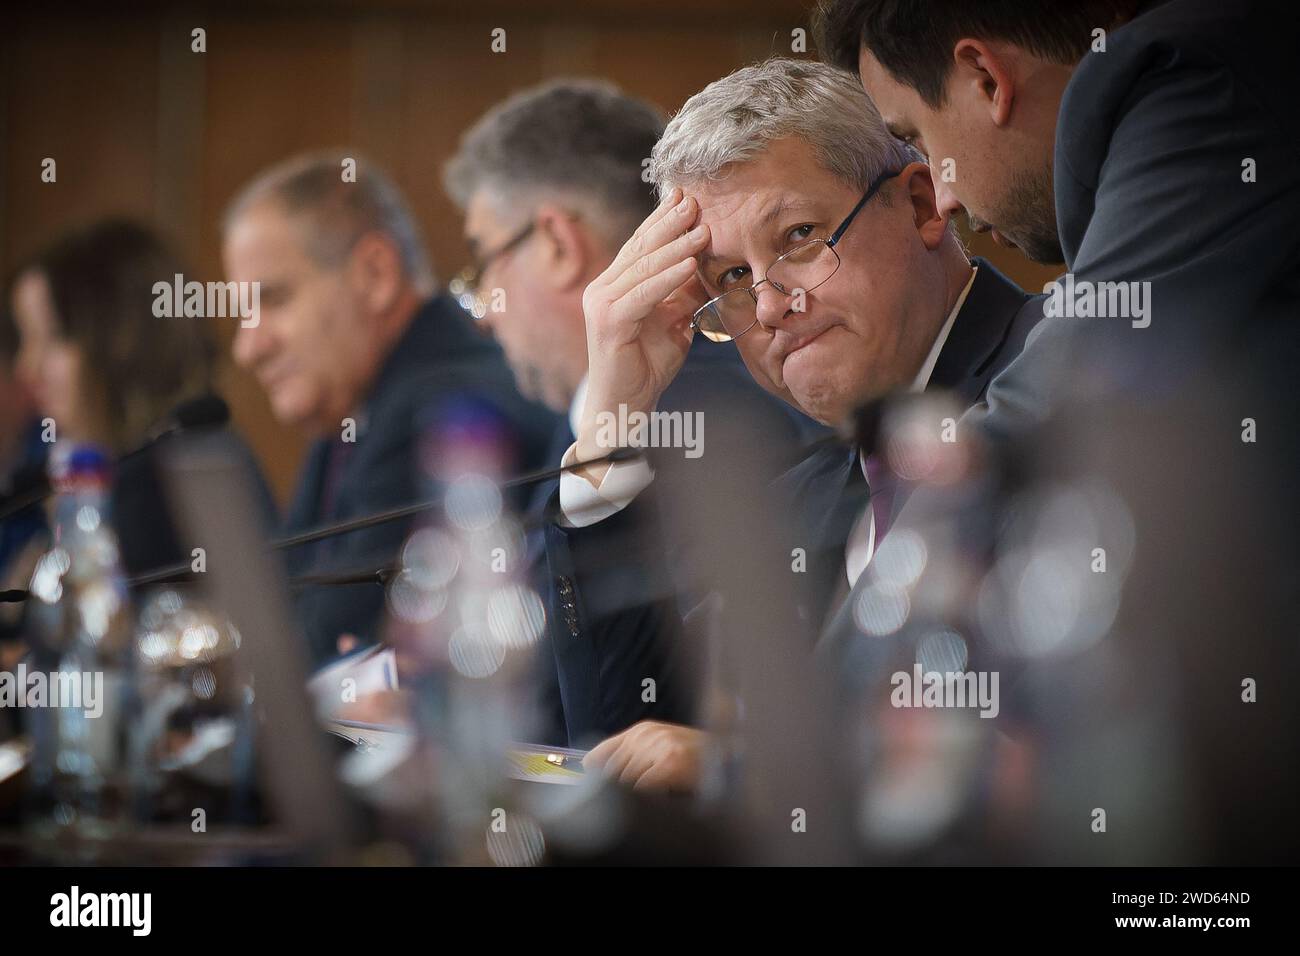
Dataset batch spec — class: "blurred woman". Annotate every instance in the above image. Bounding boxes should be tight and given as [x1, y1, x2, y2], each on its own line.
[7, 218, 270, 576]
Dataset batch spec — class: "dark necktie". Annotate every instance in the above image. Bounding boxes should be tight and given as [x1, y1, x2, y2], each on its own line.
[863, 452, 897, 547]
[319, 439, 356, 524]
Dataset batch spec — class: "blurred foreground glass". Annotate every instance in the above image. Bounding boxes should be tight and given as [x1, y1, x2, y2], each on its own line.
[130, 589, 252, 825]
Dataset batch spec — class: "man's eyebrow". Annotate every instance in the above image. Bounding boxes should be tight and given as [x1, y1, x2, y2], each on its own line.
[757, 196, 817, 230]
[697, 249, 721, 280]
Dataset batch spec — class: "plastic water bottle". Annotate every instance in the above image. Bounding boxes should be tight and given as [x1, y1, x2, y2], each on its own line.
[393, 398, 546, 863]
[25, 443, 134, 846]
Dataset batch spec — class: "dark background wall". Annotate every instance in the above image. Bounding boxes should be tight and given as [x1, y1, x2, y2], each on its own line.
[1, 0, 1063, 503]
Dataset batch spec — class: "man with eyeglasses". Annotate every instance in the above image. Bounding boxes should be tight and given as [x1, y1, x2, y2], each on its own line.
[571, 58, 1046, 792]
[444, 80, 815, 746]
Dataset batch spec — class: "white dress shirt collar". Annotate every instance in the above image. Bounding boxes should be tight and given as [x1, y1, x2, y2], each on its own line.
[910, 265, 978, 393]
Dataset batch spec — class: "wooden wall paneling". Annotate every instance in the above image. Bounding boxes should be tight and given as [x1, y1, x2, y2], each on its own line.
[3, 14, 160, 268]
[199, 13, 359, 503]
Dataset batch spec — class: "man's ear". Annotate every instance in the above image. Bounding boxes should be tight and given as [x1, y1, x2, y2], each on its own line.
[534, 203, 592, 292]
[952, 38, 1016, 127]
[348, 232, 405, 316]
[899, 161, 949, 251]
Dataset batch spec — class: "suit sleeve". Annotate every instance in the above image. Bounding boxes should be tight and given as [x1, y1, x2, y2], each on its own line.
[289, 416, 421, 668]
[980, 49, 1299, 442]
[538, 364, 810, 745]
[1061, 52, 1299, 328]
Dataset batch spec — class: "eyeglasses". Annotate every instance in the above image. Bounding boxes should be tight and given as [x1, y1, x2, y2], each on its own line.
[690, 169, 901, 343]
[449, 222, 536, 319]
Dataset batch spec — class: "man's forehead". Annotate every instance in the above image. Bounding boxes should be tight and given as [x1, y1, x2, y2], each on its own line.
[688, 161, 831, 225]
[857, 49, 921, 130]
[694, 156, 849, 216]
[225, 210, 327, 287]
[685, 181, 756, 223]
[691, 186, 776, 258]
[856, 47, 893, 91]
[227, 201, 306, 254]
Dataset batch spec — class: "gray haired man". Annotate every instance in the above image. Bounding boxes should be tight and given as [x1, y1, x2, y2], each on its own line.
[574, 58, 1044, 790]
[444, 80, 812, 745]
[445, 80, 670, 416]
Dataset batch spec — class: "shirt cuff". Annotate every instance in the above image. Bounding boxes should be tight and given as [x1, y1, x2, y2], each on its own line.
[557, 441, 655, 528]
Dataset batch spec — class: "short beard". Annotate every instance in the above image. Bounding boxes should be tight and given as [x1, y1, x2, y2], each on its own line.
[976, 162, 1065, 266]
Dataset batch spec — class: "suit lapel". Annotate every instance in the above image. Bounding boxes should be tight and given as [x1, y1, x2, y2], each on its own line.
[282, 441, 331, 570]
[525, 419, 574, 570]
[816, 259, 1033, 657]
[774, 440, 869, 636]
[929, 258, 1032, 408]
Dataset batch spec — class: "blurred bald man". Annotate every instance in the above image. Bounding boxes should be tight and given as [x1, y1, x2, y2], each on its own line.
[223, 152, 557, 667]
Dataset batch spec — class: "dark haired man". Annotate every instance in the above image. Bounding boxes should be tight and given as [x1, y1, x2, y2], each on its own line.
[813, 0, 1299, 428]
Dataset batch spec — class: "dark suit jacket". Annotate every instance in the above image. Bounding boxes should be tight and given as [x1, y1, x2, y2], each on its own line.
[978, 0, 1300, 442]
[0, 422, 48, 604]
[783, 261, 1045, 652]
[283, 294, 559, 667]
[537, 337, 819, 746]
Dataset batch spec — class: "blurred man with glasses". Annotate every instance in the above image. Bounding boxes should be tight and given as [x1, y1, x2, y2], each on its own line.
[444, 80, 813, 746]
[573, 58, 1045, 792]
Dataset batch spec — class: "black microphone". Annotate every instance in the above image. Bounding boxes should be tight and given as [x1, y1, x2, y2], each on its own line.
[273, 444, 645, 552]
[144, 393, 231, 441]
[274, 405, 900, 593]
[275, 406, 903, 557]
[190, 420, 874, 589]
[0, 399, 897, 604]
[0, 394, 231, 525]
[0, 444, 646, 603]
[0, 563, 400, 603]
